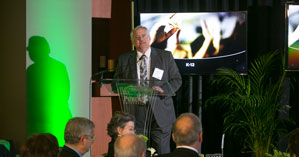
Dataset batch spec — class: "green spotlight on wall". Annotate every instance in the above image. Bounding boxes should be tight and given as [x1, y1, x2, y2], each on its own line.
[26, 0, 91, 147]
[27, 36, 72, 146]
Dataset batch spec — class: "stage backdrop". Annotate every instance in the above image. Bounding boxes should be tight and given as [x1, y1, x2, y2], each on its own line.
[26, 0, 92, 148]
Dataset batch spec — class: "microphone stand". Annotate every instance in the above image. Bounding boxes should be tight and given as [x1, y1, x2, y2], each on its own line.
[221, 134, 225, 156]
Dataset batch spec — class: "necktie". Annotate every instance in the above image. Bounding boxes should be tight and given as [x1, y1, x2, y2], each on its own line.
[140, 55, 148, 86]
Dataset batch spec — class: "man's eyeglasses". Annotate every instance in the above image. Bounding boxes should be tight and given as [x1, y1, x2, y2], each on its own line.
[134, 34, 148, 40]
[84, 135, 96, 141]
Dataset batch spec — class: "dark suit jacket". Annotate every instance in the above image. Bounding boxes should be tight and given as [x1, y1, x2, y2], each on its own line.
[106, 139, 115, 157]
[59, 145, 81, 157]
[115, 47, 182, 129]
[159, 148, 199, 157]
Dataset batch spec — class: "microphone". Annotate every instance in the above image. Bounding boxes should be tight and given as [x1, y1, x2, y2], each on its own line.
[92, 70, 108, 85]
[92, 69, 108, 77]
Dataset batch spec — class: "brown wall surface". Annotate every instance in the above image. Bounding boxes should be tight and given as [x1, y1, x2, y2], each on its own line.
[92, 18, 110, 74]
[92, 0, 132, 74]
[0, 0, 27, 154]
[109, 0, 132, 60]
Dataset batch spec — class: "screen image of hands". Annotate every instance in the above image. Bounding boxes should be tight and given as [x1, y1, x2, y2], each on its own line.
[142, 12, 246, 59]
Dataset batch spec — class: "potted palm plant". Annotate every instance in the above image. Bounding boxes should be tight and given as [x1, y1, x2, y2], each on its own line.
[206, 51, 289, 157]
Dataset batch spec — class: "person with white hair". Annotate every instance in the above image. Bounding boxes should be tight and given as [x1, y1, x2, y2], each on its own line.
[160, 113, 202, 157]
[114, 134, 146, 157]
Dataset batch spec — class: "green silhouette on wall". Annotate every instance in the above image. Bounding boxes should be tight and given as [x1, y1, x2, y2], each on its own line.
[26, 36, 72, 146]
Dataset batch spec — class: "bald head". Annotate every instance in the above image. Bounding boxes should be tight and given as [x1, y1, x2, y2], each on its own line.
[114, 134, 146, 157]
[172, 113, 202, 146]
[176, 116, 195, 134]
[118, 135, 138, 150]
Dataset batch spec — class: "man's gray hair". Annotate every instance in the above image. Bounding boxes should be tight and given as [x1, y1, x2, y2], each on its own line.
[114, 134, 146, 157]
[172, 113, 202, 146]
[64, 117, 95, 144]
[130, 25, 149, 41]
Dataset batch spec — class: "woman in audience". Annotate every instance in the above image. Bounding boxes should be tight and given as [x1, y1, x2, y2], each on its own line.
[20, 133, 59, 157]
[106, 111, 135, 157]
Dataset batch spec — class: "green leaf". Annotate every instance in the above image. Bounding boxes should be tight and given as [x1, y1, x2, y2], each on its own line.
[205, 50, 289, 156]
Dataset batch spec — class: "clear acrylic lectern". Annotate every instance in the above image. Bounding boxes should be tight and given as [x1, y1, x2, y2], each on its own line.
[100, 79, 176, 138]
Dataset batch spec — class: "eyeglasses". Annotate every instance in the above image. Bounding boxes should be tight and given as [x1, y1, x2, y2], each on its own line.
[134, 34, 148, 40]
[84, 135, 96, 141]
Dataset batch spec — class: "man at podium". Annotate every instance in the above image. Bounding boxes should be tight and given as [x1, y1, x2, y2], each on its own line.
[115, 25, 182, 155]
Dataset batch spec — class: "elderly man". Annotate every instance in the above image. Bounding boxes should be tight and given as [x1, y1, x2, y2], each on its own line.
[59, 117, 95, 157]
[115, 25, 182, 155]
[114, 134, 146, 157]
[160, 113, 202, 157]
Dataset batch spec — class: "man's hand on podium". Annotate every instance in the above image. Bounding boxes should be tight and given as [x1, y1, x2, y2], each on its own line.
[152, 86, 164, 94]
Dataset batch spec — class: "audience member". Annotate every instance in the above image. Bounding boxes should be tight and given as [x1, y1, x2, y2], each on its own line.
[114, 134, 146, 157]
[60, 117, 95, 157]
[159, 113, 202, 157]
[288, 128, 299, 157]
[106, 111, 135, 157]
[20, 133, 59, 157]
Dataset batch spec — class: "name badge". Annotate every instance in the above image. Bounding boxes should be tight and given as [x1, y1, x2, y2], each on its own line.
[152, 68, 164, 80]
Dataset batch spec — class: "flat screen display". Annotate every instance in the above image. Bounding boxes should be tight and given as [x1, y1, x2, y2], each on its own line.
[287, 4, 299, 70]
[140, 12, 247, 75]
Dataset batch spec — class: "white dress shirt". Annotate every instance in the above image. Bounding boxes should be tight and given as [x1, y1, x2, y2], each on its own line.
[176, 145, 199, 154]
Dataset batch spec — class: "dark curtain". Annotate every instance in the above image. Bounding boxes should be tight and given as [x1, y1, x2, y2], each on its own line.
[133, 0, 299, 156]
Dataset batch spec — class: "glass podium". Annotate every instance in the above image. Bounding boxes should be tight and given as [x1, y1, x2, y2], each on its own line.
[100, 79, 176, 138]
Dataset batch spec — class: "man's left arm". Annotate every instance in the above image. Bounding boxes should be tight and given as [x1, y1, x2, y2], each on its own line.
[152, 50, 182, 96]
[166, 51, 182, 93]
